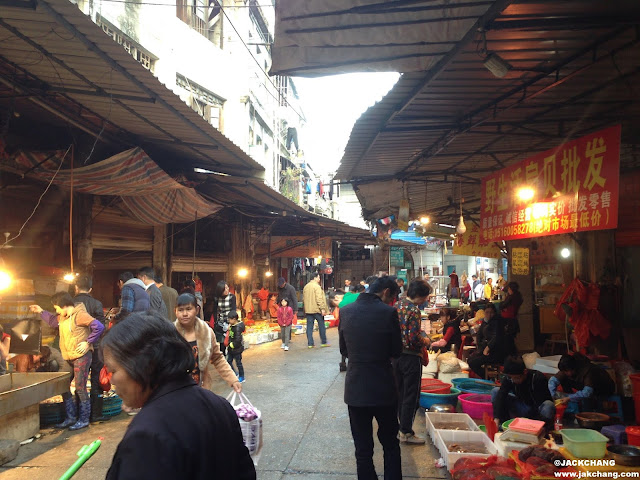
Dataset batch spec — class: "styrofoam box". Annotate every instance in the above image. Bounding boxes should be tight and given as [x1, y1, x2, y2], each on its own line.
[536, 355, 562, 367]
[532, 363, 559, 374]
[426, 412, 479, 454]
[493, 432, 532, 457]
[434, 430, 498, 470]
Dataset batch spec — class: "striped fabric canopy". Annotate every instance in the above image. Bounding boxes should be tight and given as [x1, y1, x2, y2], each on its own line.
[14, 147, 221, 225]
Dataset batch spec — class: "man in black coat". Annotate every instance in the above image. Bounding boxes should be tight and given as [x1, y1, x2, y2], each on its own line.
[138, 266, 168, 319]
[73, 275, 108, 423]
[277, 277, 298, 341]
[277, 277, 298, 314]
[339, 276, 403, 480]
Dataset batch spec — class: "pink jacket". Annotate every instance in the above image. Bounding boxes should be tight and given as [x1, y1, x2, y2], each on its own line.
[277, 306, 294, 327]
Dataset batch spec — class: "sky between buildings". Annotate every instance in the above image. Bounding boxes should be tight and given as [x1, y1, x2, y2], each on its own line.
[295, 72, 400, 176]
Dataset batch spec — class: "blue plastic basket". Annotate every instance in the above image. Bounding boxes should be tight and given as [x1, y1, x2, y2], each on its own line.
[103, 394, 123, 417]
[451, 378, 496, 394]
[40, 402, 65, 426]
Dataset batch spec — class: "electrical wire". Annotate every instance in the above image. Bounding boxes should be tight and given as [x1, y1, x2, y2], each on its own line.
[3, 145, 72, 247]
[96, 0, 274, 6]
[84, 69, 115, 164]
[215, 2, 306, 122]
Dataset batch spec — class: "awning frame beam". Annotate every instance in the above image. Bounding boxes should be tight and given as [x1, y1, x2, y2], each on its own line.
[397, 26, 636, 178]
[343, 0, 514, 179]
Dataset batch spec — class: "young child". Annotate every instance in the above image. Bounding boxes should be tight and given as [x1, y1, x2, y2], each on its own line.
[277, 298, 294, 351]
[227, 311, 246, 383]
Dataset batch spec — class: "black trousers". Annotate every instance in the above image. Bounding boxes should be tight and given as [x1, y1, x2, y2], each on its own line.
[348, 404, 402, 480]
[90, 342, 104, 397]
[468, 351, 503, 379]
[393, 354, 422, 435]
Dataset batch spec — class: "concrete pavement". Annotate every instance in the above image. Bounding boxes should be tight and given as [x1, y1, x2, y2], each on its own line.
[0, 327, 447, 479]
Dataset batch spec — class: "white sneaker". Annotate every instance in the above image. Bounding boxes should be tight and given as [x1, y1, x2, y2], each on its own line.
[398, 432, 425, 444]
[281, 344, 285, 349]
[284, 346, 289, 351]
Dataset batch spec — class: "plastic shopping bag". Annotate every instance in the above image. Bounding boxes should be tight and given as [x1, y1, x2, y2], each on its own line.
[226, 391, 263, 465]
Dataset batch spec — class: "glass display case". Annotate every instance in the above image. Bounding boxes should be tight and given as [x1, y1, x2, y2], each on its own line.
[534, 264, 565, 306]
[534, 263, 572, 334]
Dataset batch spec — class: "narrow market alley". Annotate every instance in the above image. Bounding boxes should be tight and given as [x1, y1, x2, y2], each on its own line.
[0, 327, 447, 479]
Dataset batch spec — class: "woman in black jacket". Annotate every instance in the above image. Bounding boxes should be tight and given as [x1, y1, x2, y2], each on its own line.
[500, 282, 523, 356]
[103, 312, 255, 480]
[467, 303, 506, 379]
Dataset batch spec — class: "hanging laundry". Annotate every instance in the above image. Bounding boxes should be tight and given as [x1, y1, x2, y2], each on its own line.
[268, 294, 279, 319]
[243, 292, 254, 321]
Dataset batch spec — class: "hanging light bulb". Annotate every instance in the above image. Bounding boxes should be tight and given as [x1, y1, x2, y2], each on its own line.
[456, 181, 466, 234]
[456, 215, 467, 235]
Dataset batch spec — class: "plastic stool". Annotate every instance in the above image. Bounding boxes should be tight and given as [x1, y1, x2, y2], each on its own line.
[601, 395, 624, 422]
[601, 425, 627, 445]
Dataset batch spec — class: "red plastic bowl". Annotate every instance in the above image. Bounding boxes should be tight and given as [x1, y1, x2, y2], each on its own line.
[420, 378, 451, 394]
[421, 378, 445, 388]
[421, 384, 452, 394]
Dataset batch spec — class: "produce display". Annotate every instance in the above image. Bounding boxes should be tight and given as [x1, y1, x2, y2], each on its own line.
[245, 321, 280, 335]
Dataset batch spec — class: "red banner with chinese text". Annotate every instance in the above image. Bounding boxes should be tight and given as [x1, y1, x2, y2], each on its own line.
[480, 125, 620, 242]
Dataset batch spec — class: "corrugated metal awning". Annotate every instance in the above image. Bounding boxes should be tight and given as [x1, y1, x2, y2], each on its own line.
[271, 0, 502, 76]
[334, 0, 640, 224]
[0, 0, 263, 178]
[196, 174, 416, 246]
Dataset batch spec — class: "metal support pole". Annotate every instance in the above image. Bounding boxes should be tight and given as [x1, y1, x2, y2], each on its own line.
[192, 211, 197, 280]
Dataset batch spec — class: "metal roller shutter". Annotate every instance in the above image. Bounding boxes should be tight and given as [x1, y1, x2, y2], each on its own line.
[171, 255, 228, 273]
[92, 250, 153, 271]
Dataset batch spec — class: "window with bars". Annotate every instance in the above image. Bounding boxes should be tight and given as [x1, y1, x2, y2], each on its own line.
[275, 76, 288, 107]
